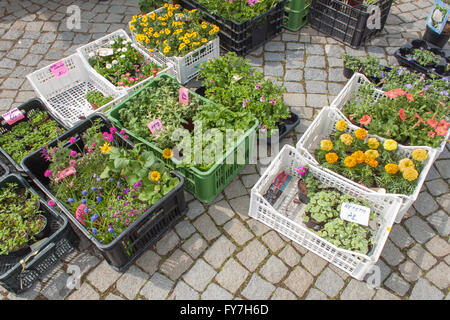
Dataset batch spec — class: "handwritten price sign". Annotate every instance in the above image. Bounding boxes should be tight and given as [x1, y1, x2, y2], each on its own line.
[50, 60, 69, 78]
[147, 119, 163, 137]
[339, 202, 371, 226]
[179, 88, 189, 106]
[2, 108, 24, 125]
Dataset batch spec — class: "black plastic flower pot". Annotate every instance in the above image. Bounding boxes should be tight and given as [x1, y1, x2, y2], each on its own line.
[21, 114, 188, 272]
[343, 65, 355, 79]
[265, 111, 300, 145]
[0, 173, 78, 295]
[423, 24, 450, 49]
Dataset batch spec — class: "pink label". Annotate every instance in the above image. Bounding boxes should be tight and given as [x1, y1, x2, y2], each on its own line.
[2, 108, 24, 125]
[147, 119, 163, 137]
[54, 166, 76, 183]
[50, 60, 69, 78]
[179, 88, 189, 106]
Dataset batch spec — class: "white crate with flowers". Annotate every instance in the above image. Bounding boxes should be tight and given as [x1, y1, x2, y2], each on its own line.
[249, 144, 401, 280]
[296, 107, 437, 223]
[77, 29, 172, 94]
[128, 3, 220, 84]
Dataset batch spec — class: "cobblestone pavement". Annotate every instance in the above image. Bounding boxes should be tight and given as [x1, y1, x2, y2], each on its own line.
[0, 0, 449, 301]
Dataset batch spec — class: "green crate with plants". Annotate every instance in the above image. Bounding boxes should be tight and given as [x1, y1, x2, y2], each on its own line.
[108, 74, 258, 203]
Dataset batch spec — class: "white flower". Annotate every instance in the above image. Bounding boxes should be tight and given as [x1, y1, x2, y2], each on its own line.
[109, 40, 115, 45]
[88, 52, 95, 58]
[122, 40, 127, 45]
[98, 48, 114, 57]
[112, 60, 118, 65]
[120, 54, 126, 59]
[121, 47, 127, 52]
[432, 9, 443, 22]
[106, 64, 112, 69]
[131, 43, 137, 48]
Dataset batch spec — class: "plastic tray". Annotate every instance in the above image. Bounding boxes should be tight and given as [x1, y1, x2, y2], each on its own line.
[308, 0, 393, 48]
[128, 7, 220, 84]
[21, 114, 187, 271]
[76, 29, 172, 94]
[330, 72, 450, 157]
[26, 53, 127, 128]
[249, 144, 401, 280]
[296, 107, 437, 223]
[108, 74, 258, 203]
[394, 38, 450, 79]
[0, 174, 78, 295]
[0, 98, 69, 173]
[180, 0, 287, 56]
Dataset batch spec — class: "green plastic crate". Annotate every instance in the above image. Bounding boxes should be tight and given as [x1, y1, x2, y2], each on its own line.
[283, 0, 311, 31]
[108, 74, 258, 203]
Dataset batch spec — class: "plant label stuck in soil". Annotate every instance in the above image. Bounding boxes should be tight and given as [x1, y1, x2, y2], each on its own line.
[340, 202, 371, 226]
[179, 88, 189, 106]
[147, 119, 163, 137]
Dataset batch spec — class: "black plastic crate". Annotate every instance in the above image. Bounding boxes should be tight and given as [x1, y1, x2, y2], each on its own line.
[21, 114, 188, 272]
[0, 174, 78, 295]
[180, 0, 287, 56]
[309, 0, 393, 48]
[0, 158, 9, 179]
[0, 98, 69, 173]
[394, 39, 450, 79]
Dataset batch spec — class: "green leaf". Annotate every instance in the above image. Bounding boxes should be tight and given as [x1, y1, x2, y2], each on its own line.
[100, 167, 110, 179]
[114, 158, 129, 170]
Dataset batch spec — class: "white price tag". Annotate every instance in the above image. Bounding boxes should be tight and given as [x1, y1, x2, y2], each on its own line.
[340, 202, 371, 226]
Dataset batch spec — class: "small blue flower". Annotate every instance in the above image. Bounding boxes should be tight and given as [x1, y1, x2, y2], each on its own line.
[84, 207, 89, 213]
[96, 196, 102, 203]
[68, 198, 74, 203]
[92, 228, 97, 235]
[108, 178, 115, 182]
[92, 187, 97, 192]
[82, 190, 88, 196]
[108, 226, 114, 233]
[117, 181, 121, 188]
[90, 213, 99, 222]
[81, 198, 87, 204]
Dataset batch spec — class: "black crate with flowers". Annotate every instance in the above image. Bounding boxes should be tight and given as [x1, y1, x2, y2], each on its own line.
[179, 0, 287, 56]
[0, 174, 78, 295]
[0, 98, 68, 173]
[21, 114, 187, 271]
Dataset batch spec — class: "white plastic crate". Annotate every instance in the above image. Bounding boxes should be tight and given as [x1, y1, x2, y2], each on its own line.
[330, 72, 449, 158]
[128, 8, 220, 85]
[249, 145, 401, 280]
[26, 53, 127, 128]
[296, 107, 437, 223]
[76, 29, 172, 94]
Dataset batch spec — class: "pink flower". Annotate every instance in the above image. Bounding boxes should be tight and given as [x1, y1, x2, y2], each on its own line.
[69, 159, 77, 167]
[102, 132, 109, 139]
[414, 113, 425, 124]
[75, 204, 87, 226]
[260, 96, 265, 102]
[255, 84, 261, 90]
[260, 125, 266, 132]
[359, 114, 372, 125]
[69, 137, 76, 144]
[91, 142, 96, 147]
[70, 150, 77, 158]
[428, 131, 436, 138]
[117, 81, 124, 86]
[427, 119, 437, 129]
[44, 170, 52, 178]
[271, 99, 277, 106]
[119, 129, 126, 135]
[87, 148, 93, 153]
[129, 77, 134, 83]
[48, 200, 56, 207]
[106, 134, 114, 142]
[405, 93, 414, 102]
[398, 108, 406, 122]
[110, 127, 118, 134]
[436, 125, 448, 136]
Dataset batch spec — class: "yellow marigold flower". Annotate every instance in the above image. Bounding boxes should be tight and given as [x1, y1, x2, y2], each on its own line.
[163, 2, 169, 8]
[402, 167, 419, 181]
[100, 142, 112, 154]
[344, 156, 357, 168]
[141, 15, 148, 22]
[149, 12, 156, 20]
[385, 163, 399, 175]
[364, 149, 379, 159]
[367, 137, 379, 149]
[320, 139, 333, 152]
[192, 41, 200, 46]
[209, 29, 215, 35]
[165, 28, 171, 35]
[351, 150, 365, 164]
[129, 25, 135, 32]
[364, 157, 378, 168]
[411, 149, 428, 162]
[179, 43, 186, 50]
[383, 139, 398, 151]
[325, 152, 339, 164]
[335, 120, 348, 131]
[398, 158, 415, 172]
[213, 25, 219, 32]
[163, 148, 173, 159]
[153, 32, 160, 38]
[150, 170, 161, 182]
[354, 128, 368, 140]
[163, 46, 171, 54]
[184, 38, 190, 44]
[201, 38, 207, 43]
[201, 23, 207, 29]
[340, 133, 353, 146]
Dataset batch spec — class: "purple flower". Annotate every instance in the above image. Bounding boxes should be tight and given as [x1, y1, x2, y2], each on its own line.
[441, 90, 448, 96]
[81, 198, 86, 204]
[92, 228, 97, 235]
[90, 213, 99, 222]
[68, 198, 74, 203]
[108, 226, 114, 233]
[96, 196, 102, 203]
[405, 84, 412, 89]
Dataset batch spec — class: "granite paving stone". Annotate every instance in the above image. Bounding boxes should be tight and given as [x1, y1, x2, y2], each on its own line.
[407, 244, 437, 271]
[314, 267, 345, 298]
[203, 235, 236, 269]
[409, 278, 444, 300]
[139, 272, 174, 300]
[283, 266, 314, 298]
[182, 258, 217, 292]
[236, 238, 269, 272]
[241, 274, 275, 300]
[215, 258, 249, 294]
[160, 249, 194, 281]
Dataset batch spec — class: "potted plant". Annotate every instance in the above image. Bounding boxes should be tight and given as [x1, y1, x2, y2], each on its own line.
[424, 0, 450, 48]
[0, 99, 66, 171]
[86, 90, 114, 110]
[0, 182, 46, 257]
[197, 52, 292, 142]
[84, 35, 166, 91]
[129, 3, 220, 84]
